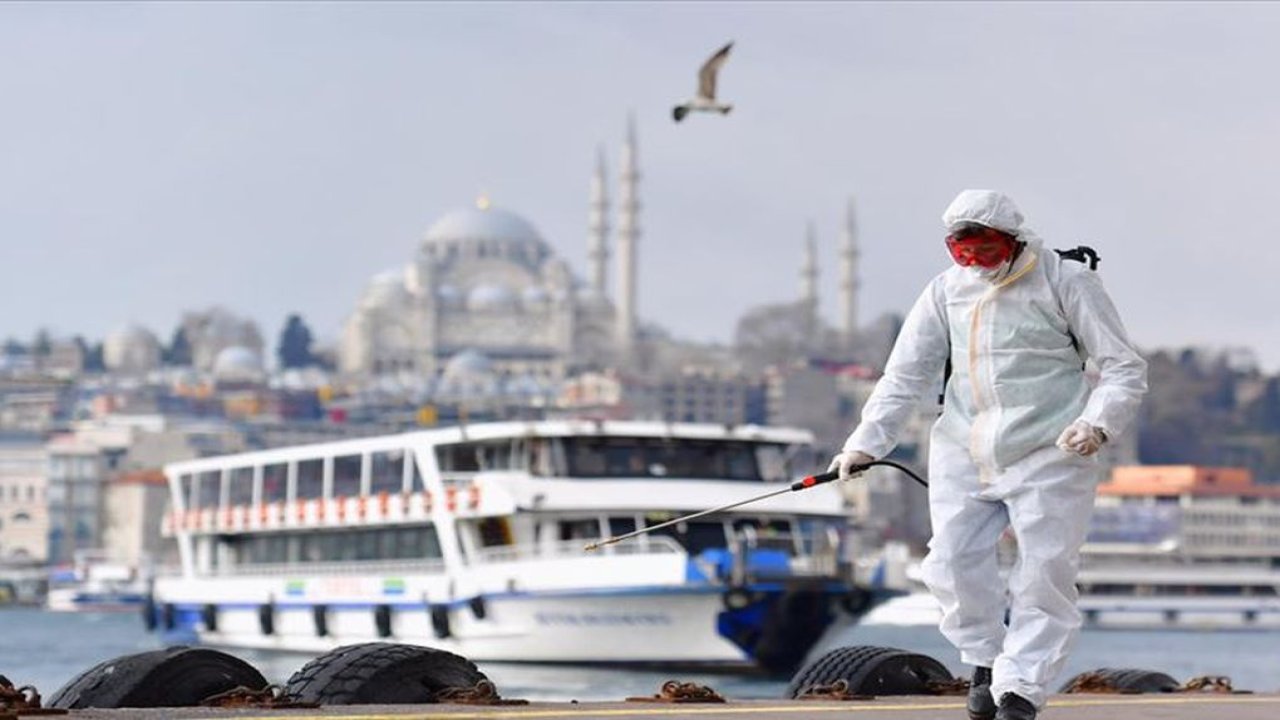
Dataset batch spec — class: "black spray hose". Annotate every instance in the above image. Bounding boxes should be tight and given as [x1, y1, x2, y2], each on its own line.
[793, 459, 929, 491]
[585, 459, 927, 551]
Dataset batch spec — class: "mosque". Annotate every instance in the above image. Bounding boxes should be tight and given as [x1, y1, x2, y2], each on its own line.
[337, 119, 864, 384]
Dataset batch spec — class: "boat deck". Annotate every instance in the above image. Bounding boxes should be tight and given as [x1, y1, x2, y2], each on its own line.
[57, 693, 1280, 719]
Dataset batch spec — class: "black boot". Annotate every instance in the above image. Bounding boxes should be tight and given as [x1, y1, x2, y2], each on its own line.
[994, 692, 1037, 720]
[967, 667, 995, 720]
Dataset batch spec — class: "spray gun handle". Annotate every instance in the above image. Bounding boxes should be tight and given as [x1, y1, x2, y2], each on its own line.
[790, 465, 869, 491]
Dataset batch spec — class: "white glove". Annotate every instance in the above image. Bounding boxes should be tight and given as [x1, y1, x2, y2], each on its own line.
[1055, 419, 1107, 457]
[827, 451, 875, 481]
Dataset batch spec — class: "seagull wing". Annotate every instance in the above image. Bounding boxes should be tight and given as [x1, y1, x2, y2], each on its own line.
[696, 41, 733, 100]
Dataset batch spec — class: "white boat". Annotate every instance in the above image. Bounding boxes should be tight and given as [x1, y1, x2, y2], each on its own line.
[149, 420, 895, 674]
[46, 550, 150, 612]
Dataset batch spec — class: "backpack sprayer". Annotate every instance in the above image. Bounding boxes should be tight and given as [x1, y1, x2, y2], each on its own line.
[583, 460, 929, 551]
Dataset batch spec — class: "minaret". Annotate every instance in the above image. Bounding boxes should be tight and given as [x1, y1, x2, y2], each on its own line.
[615, 115, 640, 355]
[587, 147, 610, 297]
[801, 221, 819, 339]
[839, 197, 860, 351]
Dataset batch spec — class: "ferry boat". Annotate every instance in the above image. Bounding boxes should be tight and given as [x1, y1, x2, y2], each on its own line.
[147, 420, 894, 674]
[861, 465, 1280, 630]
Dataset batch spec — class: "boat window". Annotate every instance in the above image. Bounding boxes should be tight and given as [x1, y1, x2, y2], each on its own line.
[558, 519, 602, 542]
[233, 526, 443, 566]
[262, 463, 287, 503]
[645, 517, 728, 555]
[228, 467, 254, 506]
[194, 471, 221, 510]
[355, 531, 380, 560]
[562, 437, 766, 480]
[438, 444, 479, 472]
[370, 450, 405, 495]
[477, 518, 514, 547]
[333, 454, 362, 498]
[438, 441, 518, 473]
[608, 516, 637, 537]
[296, 459, 324, 500]
[477, 442, 513, 470]
[755, 444, 790, 483]
[732, 517, 796, 553]
[527, 439, 556, 476]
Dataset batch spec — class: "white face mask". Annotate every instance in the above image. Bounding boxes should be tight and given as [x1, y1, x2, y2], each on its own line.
[967, 262, 1010, 283]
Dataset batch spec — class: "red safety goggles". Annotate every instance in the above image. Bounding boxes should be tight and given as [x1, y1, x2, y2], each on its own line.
[945, 227, 1018, 268]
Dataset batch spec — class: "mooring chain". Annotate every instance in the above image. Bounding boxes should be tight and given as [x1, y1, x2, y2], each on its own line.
[199, 684, 318, 709]
[1179, 676, 1238, 694]
[925, 677, 972, 696]
[660, 680, 725, 702]
[626, 680, 726, 703]
[796, 679, 875, 701]
[434, 680, 529, 706]
[0, 675, 67, 716]
[1060, 672, 1138, 695]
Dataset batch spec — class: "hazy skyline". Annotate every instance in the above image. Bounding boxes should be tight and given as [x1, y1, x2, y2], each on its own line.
[3, 3, 1279, 368]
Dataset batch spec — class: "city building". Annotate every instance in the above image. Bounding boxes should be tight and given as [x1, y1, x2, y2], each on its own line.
[0, 432, 49, 563]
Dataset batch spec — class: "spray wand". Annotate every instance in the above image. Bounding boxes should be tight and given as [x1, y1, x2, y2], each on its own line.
[583, 460, 927, 552]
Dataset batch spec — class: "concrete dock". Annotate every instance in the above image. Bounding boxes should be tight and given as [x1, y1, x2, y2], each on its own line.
[41, 694, 1280, 720]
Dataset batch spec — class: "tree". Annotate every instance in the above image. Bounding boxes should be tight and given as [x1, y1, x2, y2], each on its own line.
[165, 326, 192, 366]
[277, 314, 315, 369]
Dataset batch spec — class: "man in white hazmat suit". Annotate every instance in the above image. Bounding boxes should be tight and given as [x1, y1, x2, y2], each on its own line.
[829, 190, 1147, 720]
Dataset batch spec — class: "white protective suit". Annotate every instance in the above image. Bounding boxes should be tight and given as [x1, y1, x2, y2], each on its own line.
[841, 190, 1147, 708]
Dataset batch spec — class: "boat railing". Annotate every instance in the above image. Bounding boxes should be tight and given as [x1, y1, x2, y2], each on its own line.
[214, 557, 448, 577]
[472, 536, 684, 565]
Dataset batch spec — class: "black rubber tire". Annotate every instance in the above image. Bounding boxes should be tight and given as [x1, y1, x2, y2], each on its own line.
[786, 645, 954, 698]
[1059, 667, 1180, 693]
[284, 642, 488, 705]
[47, 646, 266, 709]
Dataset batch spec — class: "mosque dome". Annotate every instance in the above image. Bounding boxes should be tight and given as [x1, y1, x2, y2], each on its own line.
[436, 284, 463, 307]
[213, 345, 263, 381]
[467, 283, 519, 311]
[424, 201, 544, 246]
[521, 286, 550, 305]
[361, 271, 410, 310]
[103, 324, 162, 373]
[440, 350, 497, 397]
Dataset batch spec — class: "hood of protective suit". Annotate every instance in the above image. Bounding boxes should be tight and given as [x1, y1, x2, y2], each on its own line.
[943, 190, 1024, 236]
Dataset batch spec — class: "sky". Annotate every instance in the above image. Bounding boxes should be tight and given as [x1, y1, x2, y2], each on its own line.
[2, 2, 1279, 370]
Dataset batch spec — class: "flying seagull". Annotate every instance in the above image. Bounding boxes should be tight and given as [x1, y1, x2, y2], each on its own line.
[673, 41, 734, 123]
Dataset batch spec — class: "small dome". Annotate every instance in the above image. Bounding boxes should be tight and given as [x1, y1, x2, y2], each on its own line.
[441, 349, 493, 382]
[467, 283, 518, 311]
[362, 271, 410, 310]
[213, 346, 263, 381]
[521, 286, 550, 305]
[436, 284, 463, 307]
[424, 204, 544, 245]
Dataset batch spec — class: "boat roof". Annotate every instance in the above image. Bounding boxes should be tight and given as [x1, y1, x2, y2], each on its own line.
[165, 419, 815, 476]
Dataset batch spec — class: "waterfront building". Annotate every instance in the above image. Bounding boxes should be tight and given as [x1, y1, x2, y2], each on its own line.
[0, 432, 49, 563]
[103, 469, 174, 570]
